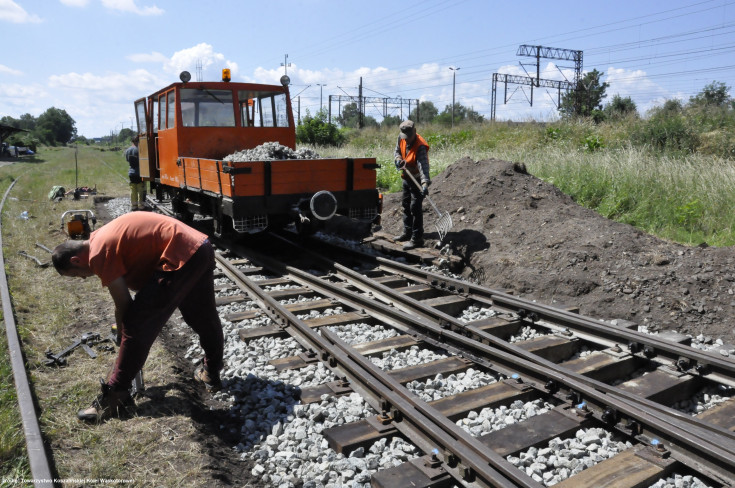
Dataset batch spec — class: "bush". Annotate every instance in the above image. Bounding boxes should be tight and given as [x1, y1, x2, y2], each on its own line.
[631, 112, 699, 153]
[295, 110, 344, 146]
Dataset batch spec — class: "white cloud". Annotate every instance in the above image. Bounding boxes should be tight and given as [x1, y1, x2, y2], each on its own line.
[0, 0, 42, 23]
[100, 0, 163, 16]
[127, 51, 168, 63]
[165, 43, 238, 81]
[0, 64, 22, 75]
[60, 0, 90, 6]
[48, 69, 163, 98]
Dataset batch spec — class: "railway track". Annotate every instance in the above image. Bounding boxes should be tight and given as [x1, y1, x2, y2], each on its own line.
[201, 226, 735, 487]
[5, 195, 735, 487]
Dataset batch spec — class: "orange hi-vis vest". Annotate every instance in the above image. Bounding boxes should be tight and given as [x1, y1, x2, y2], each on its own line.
[399, 134, 430, 180]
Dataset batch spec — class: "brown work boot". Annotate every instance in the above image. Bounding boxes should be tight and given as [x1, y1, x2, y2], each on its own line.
[77, 379, 134, 423]
[194, 365, 222, 392]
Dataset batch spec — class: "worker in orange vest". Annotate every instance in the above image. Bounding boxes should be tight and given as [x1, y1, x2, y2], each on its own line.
[393, 120, 430, 250]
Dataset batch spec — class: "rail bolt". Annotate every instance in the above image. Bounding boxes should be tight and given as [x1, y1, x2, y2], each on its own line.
[676, 357, 691, 371]
[601, 408, 617, 424]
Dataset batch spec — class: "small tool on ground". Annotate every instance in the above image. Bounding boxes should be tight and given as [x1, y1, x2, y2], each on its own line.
[403, 169, 453, 243]
[45, 331, 103, 367]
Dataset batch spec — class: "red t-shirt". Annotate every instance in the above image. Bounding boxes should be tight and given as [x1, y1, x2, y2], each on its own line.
[88, 213, 207, 290]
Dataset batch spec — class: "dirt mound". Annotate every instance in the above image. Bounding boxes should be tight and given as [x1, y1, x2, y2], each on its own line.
[381, 157, 735, 344]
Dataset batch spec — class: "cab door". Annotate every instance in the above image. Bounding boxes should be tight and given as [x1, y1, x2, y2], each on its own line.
[134, 97, 157, 179]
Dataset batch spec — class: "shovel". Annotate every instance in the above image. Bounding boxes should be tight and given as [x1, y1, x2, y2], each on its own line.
[404, 169, 453, 242]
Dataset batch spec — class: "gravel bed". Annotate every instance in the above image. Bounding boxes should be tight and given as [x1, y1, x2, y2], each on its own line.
[506, 427, 633, 485]
[297, 307, 347, 321]
[649, 474, 714, 488]
[458, 304, 498, 323]
[508, 325, 547, 343]
[327, 322, 399, 345]
[370, 345, 448, 371]
[407, 368, 499, 402]
[457, 398, 555, 437]
[672, 385, 734, 415]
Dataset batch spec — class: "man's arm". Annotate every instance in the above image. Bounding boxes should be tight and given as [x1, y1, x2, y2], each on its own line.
[394, 139, 404, 169]
[107, 277, 132, 342]
[416, 145, 430, 185]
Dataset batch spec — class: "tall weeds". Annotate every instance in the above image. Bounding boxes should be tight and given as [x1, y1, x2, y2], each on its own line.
[306, 116, 735, 246]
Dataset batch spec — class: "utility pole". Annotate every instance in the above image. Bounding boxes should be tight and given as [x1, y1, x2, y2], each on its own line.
[358, 77, 363, 128]
[317, 83, 327, 111]
[449, 67, 460, 128]
[280, 54, 291, 76]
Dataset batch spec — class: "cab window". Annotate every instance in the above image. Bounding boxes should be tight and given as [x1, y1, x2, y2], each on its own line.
[180, 89, 235, 127]
[158, 94, 166, 130]
[166, 91, 176, 128]
[135, 100, 147, 134]
[237, 90, 290, 128]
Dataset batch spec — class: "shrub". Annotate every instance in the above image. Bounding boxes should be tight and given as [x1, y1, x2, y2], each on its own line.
[295, 110, 344, 146]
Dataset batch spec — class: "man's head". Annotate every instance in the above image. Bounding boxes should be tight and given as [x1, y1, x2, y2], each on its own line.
[399, 120, 416, 142]
[52, 240, 94, 278]
[132, 135, 139, 146]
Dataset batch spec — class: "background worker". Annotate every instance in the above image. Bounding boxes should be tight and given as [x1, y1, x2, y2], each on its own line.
[51, 212, 225, 422]
[393, 119, 431, 250]
[125, 136, 146, 210]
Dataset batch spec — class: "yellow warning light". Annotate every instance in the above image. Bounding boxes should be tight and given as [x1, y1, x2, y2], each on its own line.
[222, 69, 231, 82]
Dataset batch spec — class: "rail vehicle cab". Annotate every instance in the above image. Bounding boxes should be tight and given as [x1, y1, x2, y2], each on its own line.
[132, 70, 381, 236]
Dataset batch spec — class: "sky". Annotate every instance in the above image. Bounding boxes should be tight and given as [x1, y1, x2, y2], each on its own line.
[1, 0, 734, 138]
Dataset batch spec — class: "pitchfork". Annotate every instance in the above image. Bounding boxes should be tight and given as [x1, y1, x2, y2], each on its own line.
[403, 169, 453, 242]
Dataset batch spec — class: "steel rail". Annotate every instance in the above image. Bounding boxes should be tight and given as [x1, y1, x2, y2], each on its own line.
[367, 259, 735, 437]
[213, 241, 543, 488]
[0, 178, 54, 488]
[373, 253, 735, 383]
[268, 233, 735, 484]
[297, 236, 735, 429]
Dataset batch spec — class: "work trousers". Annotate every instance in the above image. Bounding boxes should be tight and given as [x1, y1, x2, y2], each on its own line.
[401, 178, 424, 240]
[108, 240, 224, 390]
[129, 181, 146, 210]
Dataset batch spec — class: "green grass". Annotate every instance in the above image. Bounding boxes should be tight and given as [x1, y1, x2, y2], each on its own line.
[0, 146, 128, 485]
[306, 118, 735, 246]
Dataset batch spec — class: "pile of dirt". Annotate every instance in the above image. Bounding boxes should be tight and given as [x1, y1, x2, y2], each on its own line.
[380, 156, 735, 345]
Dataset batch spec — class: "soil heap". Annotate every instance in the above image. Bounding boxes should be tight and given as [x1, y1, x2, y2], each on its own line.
[380, 157, 735, 345]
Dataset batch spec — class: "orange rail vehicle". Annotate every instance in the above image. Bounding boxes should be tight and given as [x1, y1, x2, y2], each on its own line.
[132, 70, 381, 235]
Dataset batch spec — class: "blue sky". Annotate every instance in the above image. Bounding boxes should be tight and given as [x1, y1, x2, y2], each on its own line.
[1, 0, 734, 137]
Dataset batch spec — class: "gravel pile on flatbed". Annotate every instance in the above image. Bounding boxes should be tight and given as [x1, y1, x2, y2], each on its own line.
[224, 142, 321, 162]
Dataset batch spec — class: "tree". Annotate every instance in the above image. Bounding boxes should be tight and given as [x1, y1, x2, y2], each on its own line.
[434, 102, 484, 127]
[408, 101, 438, 124]
[559, 69, 609, 119]
[118, 127, 135, 143]
[335, 102, 379, 128]
[35, 107, 76, 145]
[381, 115, 401, 128]
[689, 81, 731, 108]
[603, 95, 638, 120]
[336, 103, 360, 128]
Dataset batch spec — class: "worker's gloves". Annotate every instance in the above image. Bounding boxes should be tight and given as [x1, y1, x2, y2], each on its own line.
[395, 158, 406, 171]
[421, 183, 429, 196]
